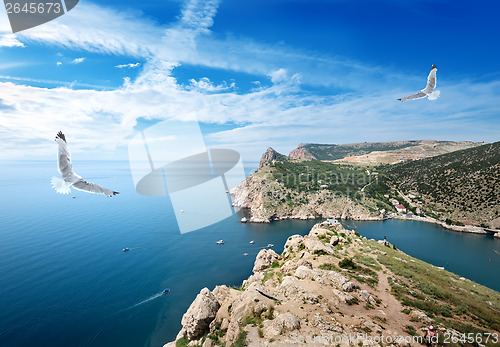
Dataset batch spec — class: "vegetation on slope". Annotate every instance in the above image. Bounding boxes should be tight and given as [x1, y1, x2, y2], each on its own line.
[384, 142, 500, 225]
[301, 141, 421, 161]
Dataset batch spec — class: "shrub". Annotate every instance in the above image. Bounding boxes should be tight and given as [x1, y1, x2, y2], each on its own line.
[339, 257, 357, 269]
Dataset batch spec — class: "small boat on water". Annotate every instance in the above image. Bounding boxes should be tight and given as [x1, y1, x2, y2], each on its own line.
[216, 240, 224, 245]
[162, 288, 170, 294]
[123, 248, 130, 252]
[249, 240, 254, 244]
[243, 253, 248, 256]
[267, 244, 274, 248]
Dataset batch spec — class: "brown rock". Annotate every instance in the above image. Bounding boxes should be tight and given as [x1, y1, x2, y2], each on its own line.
[176, 288, 220, 340]
[258, 147, 278, 169]
[253, 249, 280, 273]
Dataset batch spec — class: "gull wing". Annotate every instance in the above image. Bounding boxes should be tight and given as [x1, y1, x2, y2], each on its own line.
[398, 91, 427, 102]
[422, 67, 437, 94]
[72, 179, 119, 197]
[55, 131, 75, 180]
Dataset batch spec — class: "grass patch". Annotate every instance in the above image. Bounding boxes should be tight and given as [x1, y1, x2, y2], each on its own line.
[371, 240, 500, 333]
[318, 263, 338, 271]
[270, 261, 280, 269]
[354, 255, 382, 271]
[339, 257, 357, 269]
[234, 331, 248, 347]
[261, 270, 275, 284]
[266, 306, 275, 320]
[404, 325, 418, 336]
[176, 338, 189, 347]
[243, 314, 263, 327]
[314, 250, 329, 256]
[346, 297, 359, 305]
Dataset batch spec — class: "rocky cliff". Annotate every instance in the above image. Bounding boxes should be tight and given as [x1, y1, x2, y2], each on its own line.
[288, 144, 316, 160]
[164, 223, 500, 347]
[259, 148, 278, 169]
[230, 165, 383, 223]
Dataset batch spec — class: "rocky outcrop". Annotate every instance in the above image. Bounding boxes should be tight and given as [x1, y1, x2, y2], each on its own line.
[253, 249, 280, 273]
[288, 144, 316, 160]
[262, 312, 300, 337]
[165, 223, 500, 347]
[176, 288, 221, 341]
[304, 237, 335, 255]
[230, 164, 383, 223]
[279, 276, 319, 304]
[258, 147, 278, 169]
[409, 310, 432, 324]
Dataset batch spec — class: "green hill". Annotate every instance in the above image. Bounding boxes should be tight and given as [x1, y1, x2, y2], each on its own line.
[384, 142, 500, 227]
[292, 141, 421, 160]
[288, 140, 483, 165]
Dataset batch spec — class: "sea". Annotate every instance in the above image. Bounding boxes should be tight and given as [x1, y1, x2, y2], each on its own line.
[0, 160, 499, 347]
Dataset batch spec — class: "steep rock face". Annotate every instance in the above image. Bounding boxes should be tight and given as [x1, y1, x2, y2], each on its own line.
[288, 144, 316, 160]
[230, 166, 382, 223]
[176, 288, 220, 340]
[258, 147, 278, 169]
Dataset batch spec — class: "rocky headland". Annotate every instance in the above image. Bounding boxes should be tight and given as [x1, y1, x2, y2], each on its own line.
[230, 148, 383, 224]
[164, 223, 500, 347]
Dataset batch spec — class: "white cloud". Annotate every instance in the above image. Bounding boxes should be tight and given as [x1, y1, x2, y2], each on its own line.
[179, 0, 221, 31]
[0, 34, 24, 47]
[72, 57, 86, 64]
[12, 3, 161, 57]
[0, 0, 498, 162]
[115, 63, 141, 69]
[57, 62, 62, 66]
[187, 77, 235, 93]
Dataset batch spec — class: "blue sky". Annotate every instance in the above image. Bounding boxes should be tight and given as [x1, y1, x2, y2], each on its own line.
[0, 0, 499, 161]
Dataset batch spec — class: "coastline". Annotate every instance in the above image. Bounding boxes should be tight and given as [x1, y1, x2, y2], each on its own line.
[241, 208, 500, 238]
[164, 222, 500, 347]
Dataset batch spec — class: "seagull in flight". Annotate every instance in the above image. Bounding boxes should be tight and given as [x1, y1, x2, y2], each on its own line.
[398, 65, 440, 102]
[51, 131, 119, 197]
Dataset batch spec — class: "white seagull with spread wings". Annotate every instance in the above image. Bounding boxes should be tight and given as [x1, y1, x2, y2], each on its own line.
[398, 65, 440, 102]
[51, 131, 119, 197]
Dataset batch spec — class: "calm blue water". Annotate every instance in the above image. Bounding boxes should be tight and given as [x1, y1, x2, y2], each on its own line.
[0, 161, 499, 347]
[0, 160, 318, 347]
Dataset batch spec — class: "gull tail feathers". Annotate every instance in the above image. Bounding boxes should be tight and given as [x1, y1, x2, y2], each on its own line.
[51, 177, 71, 194]
[428, 90, 440, 100]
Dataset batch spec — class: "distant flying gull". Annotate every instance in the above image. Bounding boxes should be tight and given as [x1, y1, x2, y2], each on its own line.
[398, 65, 440, 102]
[51, 131, 119, 197]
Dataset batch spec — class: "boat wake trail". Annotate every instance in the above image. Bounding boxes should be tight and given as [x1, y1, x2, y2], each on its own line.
[81, 292, 165, 346]
[121, 293, 163, 312]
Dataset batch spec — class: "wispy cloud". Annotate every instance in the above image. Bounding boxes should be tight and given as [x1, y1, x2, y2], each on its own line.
[115, 63, 141, 69]
[0, 34, 24, 47]
[71, 57, 86, 64]
[179, 0, 221, 31]
[186, 77, 235, 93]
[0, 0, 498, 161]
[57, 61, 62, 66]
